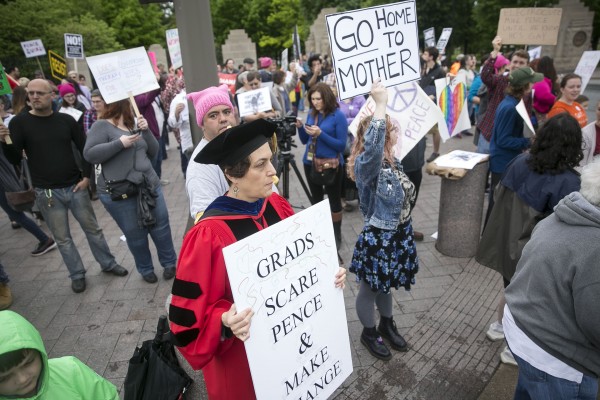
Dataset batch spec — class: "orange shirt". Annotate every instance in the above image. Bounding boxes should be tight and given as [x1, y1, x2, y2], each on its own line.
[547, 101, 588, 127]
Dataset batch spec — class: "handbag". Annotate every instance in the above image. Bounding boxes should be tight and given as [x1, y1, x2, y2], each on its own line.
[102, 140, 139, 201]
[5, 159, 36, 212]
[309, 137, 340, 186]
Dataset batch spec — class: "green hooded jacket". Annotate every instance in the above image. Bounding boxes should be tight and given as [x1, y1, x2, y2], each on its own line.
[0, 311, 119, 400]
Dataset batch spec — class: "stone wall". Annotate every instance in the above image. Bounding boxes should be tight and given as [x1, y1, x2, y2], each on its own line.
[305, 7, 337, 56]
[221, 29, 256, 67]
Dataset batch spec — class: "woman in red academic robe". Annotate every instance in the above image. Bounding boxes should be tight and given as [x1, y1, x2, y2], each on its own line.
[169, 119, 346, 399]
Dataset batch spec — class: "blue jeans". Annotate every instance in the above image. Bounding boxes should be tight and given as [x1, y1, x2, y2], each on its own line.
[0, 188, 49, 243]
[35, 186, 117, 280]
[477, 135, 490, 154]
[513, 353, 598, 400]
[99, 186, 176, 276]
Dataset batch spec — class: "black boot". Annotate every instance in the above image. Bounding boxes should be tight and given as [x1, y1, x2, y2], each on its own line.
[378, 316, 408, 351]
[360, 327, 392, 361]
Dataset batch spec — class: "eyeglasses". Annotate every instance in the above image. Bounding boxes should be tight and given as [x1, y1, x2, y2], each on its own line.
[27, 91, 51, 97]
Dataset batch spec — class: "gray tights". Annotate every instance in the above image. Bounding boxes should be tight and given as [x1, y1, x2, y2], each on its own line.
[355, 280, 393, 328]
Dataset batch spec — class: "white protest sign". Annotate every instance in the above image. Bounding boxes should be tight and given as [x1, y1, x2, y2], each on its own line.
[348, 81, 447, 160]
[59, 107, 83, 121]
[166, 28, 182, 69]
[326, 1, 420, 100]
[574, 50, 600, 94]
[436, 28, 452, 54]
[423, 27, 435, 48]
[237, 87, 273, 117]
[516, 99, 535, 135]
[64, 33, 84, 59]
[222, 200, 352, 400]
[528, 46, 542, 61]
[281, 48, 289, 74]
[86, 47, 159, 104]
[20, 39, 46, 58]
[434, 75, 471, 139]
[434, 150, 489, 169]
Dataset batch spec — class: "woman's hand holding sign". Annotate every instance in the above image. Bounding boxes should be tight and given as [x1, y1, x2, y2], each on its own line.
[222, 304, 254, 342]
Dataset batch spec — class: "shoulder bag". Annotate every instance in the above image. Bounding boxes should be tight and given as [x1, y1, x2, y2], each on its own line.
[5, 158, 36, 212]
[102, 140, 139, 201]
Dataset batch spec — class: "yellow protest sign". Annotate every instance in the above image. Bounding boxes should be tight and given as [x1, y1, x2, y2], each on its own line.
[48, 50, 67, 81]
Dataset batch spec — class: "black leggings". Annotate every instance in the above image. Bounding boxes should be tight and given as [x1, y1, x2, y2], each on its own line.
[303, 163, 343, 213]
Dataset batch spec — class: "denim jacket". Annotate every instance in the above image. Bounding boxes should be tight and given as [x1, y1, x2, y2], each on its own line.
[355, 118, 405, 230]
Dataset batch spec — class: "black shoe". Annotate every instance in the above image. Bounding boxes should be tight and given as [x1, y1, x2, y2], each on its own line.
[413, 231, 424, 242]
[163, 267, 176, 280]
[426, 152, 440, 163]
[378, 317, 408, 351]
[360, 327, 392, 360]
[11, 221, 21, 229]
[31, 238, 57, 256]
[142, 272, 158, 283]
[103, 265, 128, 277]
[71, 278, 86, 293]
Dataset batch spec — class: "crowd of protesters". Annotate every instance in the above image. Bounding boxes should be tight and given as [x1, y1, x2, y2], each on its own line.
[1, 30, 599, 400]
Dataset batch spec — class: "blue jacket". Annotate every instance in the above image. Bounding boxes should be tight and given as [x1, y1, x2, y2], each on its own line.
[355, 118, 405, 230]
[490, 95, 531, 174]
[468, 75, 482, 116]
[299, 109, 347, 165]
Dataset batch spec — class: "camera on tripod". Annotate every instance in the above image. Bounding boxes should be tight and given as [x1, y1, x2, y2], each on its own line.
[267, 115, 297, 148]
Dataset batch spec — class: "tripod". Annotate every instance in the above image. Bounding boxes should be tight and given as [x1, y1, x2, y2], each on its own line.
[275, 137, 313, 206]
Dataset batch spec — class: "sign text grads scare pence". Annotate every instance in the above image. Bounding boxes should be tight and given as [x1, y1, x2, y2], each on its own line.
[326, 1, 420, 100]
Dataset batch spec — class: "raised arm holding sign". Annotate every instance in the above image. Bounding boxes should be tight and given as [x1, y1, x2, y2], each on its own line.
[326, 1, 420, 100]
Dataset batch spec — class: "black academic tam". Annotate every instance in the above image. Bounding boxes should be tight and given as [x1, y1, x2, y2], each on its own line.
[194, 118, 277, 166]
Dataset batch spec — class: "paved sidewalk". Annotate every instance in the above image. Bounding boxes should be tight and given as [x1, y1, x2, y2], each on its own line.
[0, 128, 514, 399]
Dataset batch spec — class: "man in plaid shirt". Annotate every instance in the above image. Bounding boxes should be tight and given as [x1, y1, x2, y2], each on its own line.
[477, 36, 531, 153]
[83, 90, 105, 134]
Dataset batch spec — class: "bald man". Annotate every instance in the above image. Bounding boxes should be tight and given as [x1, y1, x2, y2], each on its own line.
[0, 79, 127, 293]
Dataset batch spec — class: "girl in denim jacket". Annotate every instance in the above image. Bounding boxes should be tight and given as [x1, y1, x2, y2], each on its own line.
[346, 81, 419, 361]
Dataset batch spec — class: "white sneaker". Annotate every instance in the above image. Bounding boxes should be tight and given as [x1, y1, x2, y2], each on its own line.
[500, 345, 517, 366]
[486, 321, 505, 341]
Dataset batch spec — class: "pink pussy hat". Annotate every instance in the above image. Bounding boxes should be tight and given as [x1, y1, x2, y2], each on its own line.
[259, 57, 272, 69]
[187, 85, 233, 127]
[494, 54, 510, 73]
[58, 83, 76, 98]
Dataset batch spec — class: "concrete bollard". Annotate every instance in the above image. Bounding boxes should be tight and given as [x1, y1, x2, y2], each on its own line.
[435, 160, 488, 258]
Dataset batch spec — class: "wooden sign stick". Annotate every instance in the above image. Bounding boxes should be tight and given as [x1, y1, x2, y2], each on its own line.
[128, 91, 142, 119]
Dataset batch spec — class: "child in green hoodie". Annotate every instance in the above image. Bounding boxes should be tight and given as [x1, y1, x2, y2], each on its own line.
[0, 310, 118, 399]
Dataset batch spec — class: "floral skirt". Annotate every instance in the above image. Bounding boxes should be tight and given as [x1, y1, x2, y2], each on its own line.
[349, 220, 419, 293]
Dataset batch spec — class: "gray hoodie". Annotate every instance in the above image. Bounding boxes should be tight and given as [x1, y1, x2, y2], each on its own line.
[506, 191, 600, 377]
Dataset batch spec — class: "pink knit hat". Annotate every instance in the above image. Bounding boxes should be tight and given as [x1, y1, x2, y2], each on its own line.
[494, 54, 510, 73]
[187, 85, 234, 127]
[58, 83, 76, 98]
[259, 57, 272, 69]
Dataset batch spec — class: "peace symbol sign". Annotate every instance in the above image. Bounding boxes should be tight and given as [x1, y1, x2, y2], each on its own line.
[387, 82, 418, 113]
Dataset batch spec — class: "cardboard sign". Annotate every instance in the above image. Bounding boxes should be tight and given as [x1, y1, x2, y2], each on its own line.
[0, 66, 12, 96]
[222, 200, 352, 400]
[21, 39, 46, 58]
[516, 99, 535, 135]
[218, 73, 237, 95]
[48, 50, 67, 81]
[497, 8, 562, 45]
[237, 87, 272, 117]
[435, 28, 452, 54]
[86, 47, 159, 104]
[64, 33, 84, 59]
[574, 50, 600, 94]
[348, 81, 447, 160]
[165, 29, 182, 69]
[326, 1, 420, 100]
[423, 27, 435, 48]
[435, 76, 471, 139]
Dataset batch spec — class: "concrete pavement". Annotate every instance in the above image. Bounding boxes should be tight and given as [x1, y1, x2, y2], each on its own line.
[0, 126, 517, 399]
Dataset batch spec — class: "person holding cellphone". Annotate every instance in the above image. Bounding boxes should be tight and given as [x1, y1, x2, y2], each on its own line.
[84, 99, 178, 284]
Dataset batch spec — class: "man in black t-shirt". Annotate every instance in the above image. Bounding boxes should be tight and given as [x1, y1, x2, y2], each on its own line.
[0, 79, 128, 293]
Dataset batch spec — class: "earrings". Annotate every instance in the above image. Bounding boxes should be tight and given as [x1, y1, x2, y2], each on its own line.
[232, 186, 239, 197]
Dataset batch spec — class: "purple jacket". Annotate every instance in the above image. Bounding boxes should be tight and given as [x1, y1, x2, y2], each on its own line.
[338, 96, 366, 126]
[135, 88, 161, 139]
